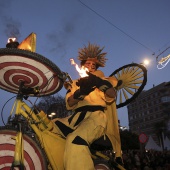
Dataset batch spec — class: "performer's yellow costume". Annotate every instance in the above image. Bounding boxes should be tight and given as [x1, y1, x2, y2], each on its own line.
[54, 70, 120, 169]
[53, 43, 122, 169]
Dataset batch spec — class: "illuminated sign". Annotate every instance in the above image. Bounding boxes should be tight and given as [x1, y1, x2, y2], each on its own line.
[157, 54, 170, 69]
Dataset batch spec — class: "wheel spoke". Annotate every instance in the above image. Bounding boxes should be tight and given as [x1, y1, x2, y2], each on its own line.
[124, 87, 135, 95]
[122, 89, 129, 100]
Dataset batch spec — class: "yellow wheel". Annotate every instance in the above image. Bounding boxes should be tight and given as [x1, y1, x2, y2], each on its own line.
[110, 63, 147, 108]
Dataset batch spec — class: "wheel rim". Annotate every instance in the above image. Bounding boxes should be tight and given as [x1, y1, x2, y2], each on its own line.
[110, 63, 147, 108]
[0, 48, 63, 96]
[95, 163, 110, 170]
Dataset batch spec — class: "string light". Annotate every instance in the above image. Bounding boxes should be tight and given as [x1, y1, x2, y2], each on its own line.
[157, 54, 170, 69]
[156, 46, 170, 69]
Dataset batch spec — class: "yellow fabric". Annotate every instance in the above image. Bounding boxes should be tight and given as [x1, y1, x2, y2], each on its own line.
[55, 70, 122, 169]
[64, 112, 106, 170]
[93, 70, 118, 87]
[41, 131, 65, 170]
[94, 70, 122, 158]
[92, 70, 105, 77]
[105, 102, 122, 158]
[65, 80, 114, 111]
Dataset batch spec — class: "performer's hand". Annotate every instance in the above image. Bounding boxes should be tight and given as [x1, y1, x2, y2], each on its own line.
[73, 87, 95, 100]
[74, 77, 95, 100]
[87, 72, 113, 93]
[76, 76, 94, 87]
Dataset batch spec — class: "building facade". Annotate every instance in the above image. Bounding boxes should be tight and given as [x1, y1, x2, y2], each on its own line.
[127, 82, 170, 145]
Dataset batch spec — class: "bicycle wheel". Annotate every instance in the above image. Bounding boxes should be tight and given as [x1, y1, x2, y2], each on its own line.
[0, 48, 64, 96]
[94, 160, 112, 170]
[110, 63, 147, 108]
[0, 127, 47, 170]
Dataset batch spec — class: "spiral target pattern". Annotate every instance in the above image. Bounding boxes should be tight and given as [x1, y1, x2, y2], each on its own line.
[0, 129, 47, 170]
[0, 49, 63, 96]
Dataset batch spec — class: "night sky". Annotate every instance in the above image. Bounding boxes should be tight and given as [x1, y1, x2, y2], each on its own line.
[0, 0, 170, 127]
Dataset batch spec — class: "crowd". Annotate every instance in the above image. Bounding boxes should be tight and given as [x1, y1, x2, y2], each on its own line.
[122, 150, 170, 170]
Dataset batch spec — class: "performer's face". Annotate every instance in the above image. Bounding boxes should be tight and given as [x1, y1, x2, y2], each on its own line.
[84, 60, 96, 72]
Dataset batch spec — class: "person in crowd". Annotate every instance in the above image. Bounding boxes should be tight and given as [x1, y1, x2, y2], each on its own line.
[133, 151, 141, 170]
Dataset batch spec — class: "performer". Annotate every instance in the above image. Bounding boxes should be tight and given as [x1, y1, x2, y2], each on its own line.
[54, 43, 122, 169]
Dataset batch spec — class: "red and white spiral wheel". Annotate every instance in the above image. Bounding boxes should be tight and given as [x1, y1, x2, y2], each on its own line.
[0, 48, 63, 96]
[0, 128, 47, 170]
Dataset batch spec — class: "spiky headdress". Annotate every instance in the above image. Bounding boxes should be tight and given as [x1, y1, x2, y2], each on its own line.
[77, 43, 107, 67]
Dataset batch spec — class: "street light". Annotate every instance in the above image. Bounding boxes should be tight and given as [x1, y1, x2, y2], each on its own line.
[119, 126, 128, 131]
[143, 59, 149, 66]
[48, 112, 56, 120]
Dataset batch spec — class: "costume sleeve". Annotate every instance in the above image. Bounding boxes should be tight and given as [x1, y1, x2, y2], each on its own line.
[103, 76, 118, 103]
[104, 76, 118, 88]
[65, 80, 79, 111]
[93, 70, 118, 88]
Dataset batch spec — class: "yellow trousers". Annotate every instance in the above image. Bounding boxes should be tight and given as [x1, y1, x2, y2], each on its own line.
[54, 110, 107, 170]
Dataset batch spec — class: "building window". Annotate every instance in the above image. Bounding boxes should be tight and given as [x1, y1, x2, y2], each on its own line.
[161, 96, 170, 103]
